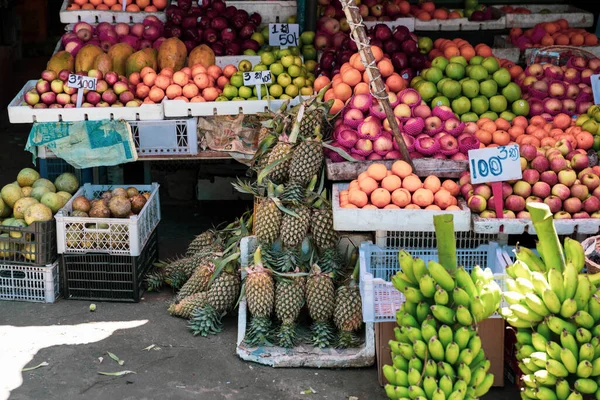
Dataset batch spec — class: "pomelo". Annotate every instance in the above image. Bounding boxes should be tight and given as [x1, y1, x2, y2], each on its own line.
[17, 168, 40, 187]
[54, 173, 79, 194]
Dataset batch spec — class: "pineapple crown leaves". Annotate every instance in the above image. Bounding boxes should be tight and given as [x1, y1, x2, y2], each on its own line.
[208, 252, 241, 286]
[322, 142, 356, 162]
[251, 134, 278, 166]
[257, 153, 293, 185]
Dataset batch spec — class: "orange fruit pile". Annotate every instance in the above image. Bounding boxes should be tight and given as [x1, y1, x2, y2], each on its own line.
[67, 0, 167, 12]
[510, 20, 599, 47]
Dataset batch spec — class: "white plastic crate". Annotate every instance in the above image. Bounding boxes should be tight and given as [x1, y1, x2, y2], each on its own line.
[59, 0, 167, 23]
[375, 230, 501, 249]
[332, 183, 472, 232]
[55, 183, 161, 256]
[0, 261, 60, 303]
[8, 80, 164, 123]
[472, 215, 600, 235]
[359, 242, 508, 323]
[132, 119, 198, 156]
[236, 236, 375, 368]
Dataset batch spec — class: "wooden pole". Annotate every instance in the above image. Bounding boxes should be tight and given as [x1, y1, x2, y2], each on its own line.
[339, 0, 414, 170]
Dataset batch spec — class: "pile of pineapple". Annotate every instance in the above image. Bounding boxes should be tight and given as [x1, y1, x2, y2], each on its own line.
[236, 94, 364, 349]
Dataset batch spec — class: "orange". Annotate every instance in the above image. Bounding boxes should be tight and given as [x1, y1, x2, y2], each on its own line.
[350, 53, 365, 72]
[554, 34, 570, 45]
[340, 63, 352, 75]
[348, 190, 368, 208]
[363, 204, 378, 209]
[314, 76, 331, 93]
[144, 5, 157, 11]
[492, 130, 510, 146]
[417, 11, 432, 21]
[540, 35, 554, 46]
[508, 126, 524, 141]
[391, 188, 411, 207]
[576, 132, 594, 150]
[136, 0, 150, 7]
[332, 74, 343, 86]
[333, 83, 352, 102]
[477, 117, 493, 128]
[90, 0, 102, 6]
[125, 4, 140, 11]
[358, 171, 370, 182]
[348, 180, 360, 191]
[433, 9, 448, 19]
[96, 4, 109, 9]
[495, 118, 511, 131]
[371, 188, 392, 208]
[324, 89, 336, 102]
[81, 4, 94, 8]
[448, 11, 461, 18]
[423, 175, 441, 194]
[386, 74, 406, 92]
[398, 0, 410, 14]
[556, 19, 569, 30]
[570, 34, 585, 46]
[434, 38, 446, 49]
[434, 189, 454, 209]
[476, 45, 493, 57]
[354, 82, 370, 95]
[412, 188, 434, 207]
[381, 175, 402, 192]
[530, 116, 546, 127]
[443, 46, 460, 58]
[402, 175, 423, 193]
[392, 160, 412, 178]
[540, 137, 557, 147]
[460, 46, 476, 61]
[367, 163, 388, 181]
[481, 121, 498, 133]
[475, 130, 492, 145]
[544, 22, 559, 35]
[511, 115, 527, 128]
[441, 180, 460, 196]
[509, 28, 523, 38]
[330, 99, 344, 115]
[67, 3, 81, 9]
[341, 68, 362, 86]
[371, 46, 384, 62]
[152, 0, 167, 9]
[585, 34, 599, 46]
[421, 1, 435, 12]
[342, 204, 358, 209]
[384, 204, 400, 209]
[377, 59, 394, 78]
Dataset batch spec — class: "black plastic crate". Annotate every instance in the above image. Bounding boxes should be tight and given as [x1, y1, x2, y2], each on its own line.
[0, 220, 57, 266]
[60, 230, 158, 302]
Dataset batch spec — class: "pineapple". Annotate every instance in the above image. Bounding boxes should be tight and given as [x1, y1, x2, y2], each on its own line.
[188, 264, 240, 337]
[287, 138, 324, 186]
[317, 247, 343, 277]
[306, 264, 336, 348]
[275, 275, 305, 348]
[168, 292, 208, 319]
[280, 182, 306, 203]
[280, 204, 310, 248]
[334, 284, 363, 348]
[176, 262, 215, 300]
[311, 191, 338, 251]
[185, 231, 215, 257]
[266, 138, 293, 184]
[255, 198, 282, 245]
[145, 270, 165, 291]
[244, 248, 275, 346]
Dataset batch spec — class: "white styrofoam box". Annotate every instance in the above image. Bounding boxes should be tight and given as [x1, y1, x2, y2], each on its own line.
[359, 241, 508, 323]
[55, 183, 161, 256]
[215, 56, 261, 69]
[493, 47, 520, 63]
[163, 98, 294, 117]
[59, 0, 167, 23]
[414, 8, 506, 31]
[132, 119, 198, 156]
[502, 4, 594, 28]
[375, 230, 501, 250]
[8, 80, 164, 123]
[364, 18, 415, 32]
[332, 183, 471, 232]
[0, 261, 60, 303]
[196, 176, 253, 201]
[237, 236, 375, 368]
[495, 35, 600, 62]
[472, 215, 600, 235]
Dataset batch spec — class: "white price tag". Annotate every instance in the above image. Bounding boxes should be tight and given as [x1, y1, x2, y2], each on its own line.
[468, 144, 522, 185]
[269, 23, 299, 48]
[243, 71, 272, 86]
[591, 74, 600, 105]
[67, 74, 97, 91]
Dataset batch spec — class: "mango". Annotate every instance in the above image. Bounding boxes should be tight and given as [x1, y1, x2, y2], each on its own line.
[46, 51, 74, 75]
[75, 44, 104, 73]
[125, 48, 158, 77]
[157, 38, 187, 72]
[107, 43, 135, 76]
[92, 54, 112, 75]
[188, 44, 215, 68]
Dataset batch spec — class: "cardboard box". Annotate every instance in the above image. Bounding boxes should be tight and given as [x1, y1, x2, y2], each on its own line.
[504, 324, 522, 388]
[376, 318, 505, 387]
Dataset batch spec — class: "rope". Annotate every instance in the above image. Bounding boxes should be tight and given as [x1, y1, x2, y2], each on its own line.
[339, 0, 388, 100]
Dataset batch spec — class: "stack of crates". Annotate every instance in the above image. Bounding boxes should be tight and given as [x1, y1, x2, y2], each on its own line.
[56, 183, 161, 302]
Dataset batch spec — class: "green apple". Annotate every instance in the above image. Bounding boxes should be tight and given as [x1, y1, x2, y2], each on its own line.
[445, 63, 466, 81]
[293, 56, 302, 67]
[424, 67, 444, 84]
[492, 68, 511, 88]
[238, 60, 252, 72]
[501, 82, 522, 103]
[243, 49, 257, 56]
[418, 37, 433, 54]
[594, 136, 600, 151]
[269, 84, 284, 98]
[290, 47, 301, 57]
[239, 86, 253, 99]
[288, 65, 302, 78]
[468, 65, 488, 82]
[232, 96, 245, 101]
[215, 95, 228, 102]
[253, 85, 267, 98]
[300, 31, 315, 46]
[481, 57, 499, 74]
[451, 96, 471, 115]
[465, 0, 478, 9]
[285, 85, 299, 97]
[431, 96, 450, 107]
[300, 86, 313, 96]
[302, 45, 317, 61]
[280, 94, 293, 100]
[251, 32, 265, 47]
[471, 95, 489, 115]
[261, 26, 270, 41]
[270, 62, 285, 76]
[449, 56, 467, 67]
[461, 79, 480, 98]
[281, 55, 295, 68]
[278, 49, 292, 58]
[304, 60, 317, 73]
[416, 81, 437, 102]
[480, 111, 498, 120]
[594, 112, 600, 123]
[253, 63, 268, 72]
[489, 95, 507, 113]
[411, 76, 424, 87]
[461, 112, 479, 122]
[223, 84, 239, 99]
[261, 52, 276, 66]
[499, 111, 516, 122]
[431, 56, 450, 72]
[577, 114, 591, 126]
[465, 8, 475, 18]
[511, 99, 530, 116]
[583, 119, 599, 135]
[587, 105, 600, 117]
[437, 77, 451, 93]
[441, 80, 462, 100]
[230, 72, 244, 88]
[277, 73, 292, 87]
[469, 56, 484, 65]
[480, 79, 498, 98]
[293, 76, 306, 88]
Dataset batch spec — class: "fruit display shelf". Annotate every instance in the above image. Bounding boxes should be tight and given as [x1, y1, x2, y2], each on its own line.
[162, 97, 298, 117]
[501, 4, 594, 28]
[358, 241, 509, 322]
[325, 158, 469, 181]
[332, 183, 471, 232]
[8, 80, 164, 123]
[55, 183, 161, 256]
[0, 261, 60, 303]
[237, 236, 376, 368]
[59, 0, 168, 24]
[472, 214, 600, 235]
[494, 35, 600, 62]
[414, 7, 506, 31]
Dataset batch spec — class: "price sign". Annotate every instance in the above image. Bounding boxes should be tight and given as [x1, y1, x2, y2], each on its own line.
[269, 23, 299, 48]
[591, 74, 600, 104]
[243, 71, 272, 86]
[67, 74, 97, 91]
[468, 144, 522, 185]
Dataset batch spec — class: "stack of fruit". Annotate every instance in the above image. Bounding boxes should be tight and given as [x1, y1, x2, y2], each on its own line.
[427, 38, 497, 62]
[318, 0, 411, 22]
[66, 0, 167, 12]
[338, 161, 462, 211]
[253, 49, 316, 99]
[462, 144, 600, 219]
[499, 202, 600, 400]
[383, 214, 501, 399]
[509, 20, 599, 49]
[518, 57, 598, 118]
[412, 55, 530, 122]
[69, 187, 150, 219]
[412, 0, 500, 22]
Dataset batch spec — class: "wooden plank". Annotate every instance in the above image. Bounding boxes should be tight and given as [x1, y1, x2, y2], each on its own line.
[326, 158, 468, 181]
